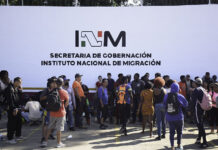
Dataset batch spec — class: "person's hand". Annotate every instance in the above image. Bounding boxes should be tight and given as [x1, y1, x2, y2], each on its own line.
[13, 109, 18, 116]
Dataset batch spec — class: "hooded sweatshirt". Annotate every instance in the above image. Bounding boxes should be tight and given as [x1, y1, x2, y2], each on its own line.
[163, 83, 188, 122]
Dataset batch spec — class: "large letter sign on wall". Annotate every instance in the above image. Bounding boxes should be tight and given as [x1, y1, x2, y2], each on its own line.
[0, 6, 218, 89]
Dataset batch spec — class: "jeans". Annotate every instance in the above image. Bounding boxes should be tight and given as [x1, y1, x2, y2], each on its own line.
[168, 120, 184, 147]
[67, 105, 74, 128]
[155, 103, 166, 137]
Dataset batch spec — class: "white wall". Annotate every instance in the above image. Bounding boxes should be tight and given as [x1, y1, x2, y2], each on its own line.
[0, 5, 218, 88]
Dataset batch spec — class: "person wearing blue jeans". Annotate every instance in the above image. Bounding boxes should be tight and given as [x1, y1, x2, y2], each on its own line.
[153, 77, 166, 140]
[164, 82, 188, 150]
[155, 103, 166, 140]
[63, 79, 76, 131]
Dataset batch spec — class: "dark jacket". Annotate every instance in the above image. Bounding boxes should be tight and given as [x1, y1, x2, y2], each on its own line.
[4, 83, 22, 111]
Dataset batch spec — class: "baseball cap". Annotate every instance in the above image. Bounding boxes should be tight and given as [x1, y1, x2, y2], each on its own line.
[75, 73, 83, 78]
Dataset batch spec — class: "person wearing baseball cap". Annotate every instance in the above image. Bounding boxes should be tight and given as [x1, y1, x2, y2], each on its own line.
[72, 73, 86, 129]
[191, 77, 209, 148]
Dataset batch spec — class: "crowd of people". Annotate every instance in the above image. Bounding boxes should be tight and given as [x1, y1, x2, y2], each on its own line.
[0, 70, 218, 149]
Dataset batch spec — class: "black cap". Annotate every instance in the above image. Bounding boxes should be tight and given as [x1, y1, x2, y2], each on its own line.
[75, 73, 83, 78]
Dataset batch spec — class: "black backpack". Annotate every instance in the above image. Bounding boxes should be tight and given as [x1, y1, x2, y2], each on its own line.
[166, 93, 180, 115]
[45, 88, 62, 112]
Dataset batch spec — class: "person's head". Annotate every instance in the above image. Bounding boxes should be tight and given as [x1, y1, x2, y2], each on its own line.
[134, 73, 140, 81]
[102, 78, 108, 87]
[0, 70, 9, 84]
[56, 78, 64, 88]
[75, 73, 82, 82]
[205, 72, 210, 79]
[203, 81, 208, 89]
[107, 73, 112, 79]
[195, 78, 203, 87]
[170, 82, 180, 93]
[127, 75, 131, 83]
[47, 77, 57, 89]
[13, 77, 22, 88]
[98, 75, 102, 82]
[165, 79, 174, 88]
[154, 77, 165, 88]
[64, 80, 70, 88]
[145, 73, 150, 79]
[180, 75, 186, 82]
[186, 74, 191, 81]
[155, 73, 161, 78]
[192, 81, 197, 88]
[144, 81, 153, 90]
[121, 76, 128, 84]
[118, 73, 123, 80]
[212, 75, 217, 81]
[0, 70, 8, 79]
[163, 75, 170, 82]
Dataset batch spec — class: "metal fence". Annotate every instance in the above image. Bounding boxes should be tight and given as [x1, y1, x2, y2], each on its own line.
[0, 0, 218, 6]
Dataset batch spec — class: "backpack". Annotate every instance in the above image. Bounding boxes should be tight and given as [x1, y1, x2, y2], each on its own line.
[45, 88, 62, 112]
[117, 85, 127, 104]
[166, 93, 180, 115]
[197, 87, 212, 111]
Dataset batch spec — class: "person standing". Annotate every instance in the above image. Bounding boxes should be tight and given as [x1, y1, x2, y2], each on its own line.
[191, 78, 209, 148]
[164, 82, 188, 150]
[131, 73, 145, 123]
[107, 73, 115, 124]
[116, 76, 133, 136]
[73, 74, 86, 129]
[209, 88, 218, 133]
[138, 81, 154, 137]
[41, 78, 69, 148]
[153, 77, 166, 140]
[40, 77, 57, 143]
[5, 77, 23, 144]
[98, 79, 109, 129]
[63, 79, 76, 131]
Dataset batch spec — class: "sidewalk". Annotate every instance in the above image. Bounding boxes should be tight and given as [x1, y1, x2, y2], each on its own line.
[0, 115, 218, 150]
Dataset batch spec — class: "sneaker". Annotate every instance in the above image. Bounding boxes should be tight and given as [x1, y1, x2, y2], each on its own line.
[200, 142, 209, 148]
[41, 141, 47, 148]
[195, 139, 201, 145]
[7, 139, 17, 144]
[176, 146, 183, 150]
[119, 127, 124, 134]
[40, 137, 45, 144]
[161, 134, 166, 139]
[99, 125, 106, 130]
[16, 136, 24, 141]
[56, 142, 65, 148]
[155, 136, 161, 140]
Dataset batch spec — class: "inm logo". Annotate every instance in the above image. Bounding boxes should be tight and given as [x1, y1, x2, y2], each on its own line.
[75, 30, 126, 47]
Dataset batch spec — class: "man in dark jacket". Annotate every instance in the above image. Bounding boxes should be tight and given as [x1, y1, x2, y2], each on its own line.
[191, 78, 209, 148]
[5, 77, 23, 144]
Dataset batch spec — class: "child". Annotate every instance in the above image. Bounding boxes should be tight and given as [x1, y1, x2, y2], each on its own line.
[138, 81, 154, 137]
